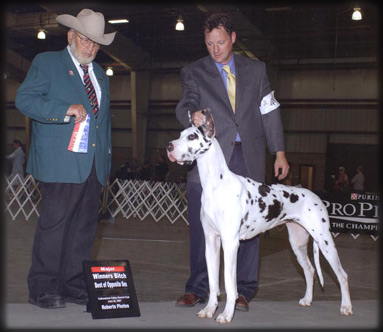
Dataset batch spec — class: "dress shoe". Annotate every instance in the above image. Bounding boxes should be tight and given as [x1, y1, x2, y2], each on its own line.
[175, 293, 205, 307]
[63, 290, 89, 305]
[29, 293, 66, 309]
[235, 295, 249, 312]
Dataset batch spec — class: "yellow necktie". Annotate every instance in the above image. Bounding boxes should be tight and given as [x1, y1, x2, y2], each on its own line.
[223, 65, 236, 112]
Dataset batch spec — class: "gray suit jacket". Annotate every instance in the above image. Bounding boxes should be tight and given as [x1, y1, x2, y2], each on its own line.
[175, 53, 285, 183]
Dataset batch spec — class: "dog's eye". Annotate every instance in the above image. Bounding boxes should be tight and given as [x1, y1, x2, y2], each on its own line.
[187, 133, 198, 140]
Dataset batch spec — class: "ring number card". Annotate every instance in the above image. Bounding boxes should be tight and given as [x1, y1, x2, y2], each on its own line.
[83, 260, 140, 319]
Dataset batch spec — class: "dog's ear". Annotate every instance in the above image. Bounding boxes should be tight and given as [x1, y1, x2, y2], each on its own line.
[200, 108, 215, 139]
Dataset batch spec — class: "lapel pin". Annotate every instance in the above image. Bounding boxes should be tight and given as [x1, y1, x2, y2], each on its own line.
[69, 70, 74, 76]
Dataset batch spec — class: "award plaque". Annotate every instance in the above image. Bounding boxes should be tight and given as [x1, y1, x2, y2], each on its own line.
[83, 260, 140, 319]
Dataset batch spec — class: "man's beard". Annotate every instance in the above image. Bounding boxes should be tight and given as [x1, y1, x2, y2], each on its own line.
[70, 38, 96, 65]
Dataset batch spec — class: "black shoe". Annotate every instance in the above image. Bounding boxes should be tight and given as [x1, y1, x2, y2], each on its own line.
[63, 290, 89, 305]
[29, 293, 66, 309]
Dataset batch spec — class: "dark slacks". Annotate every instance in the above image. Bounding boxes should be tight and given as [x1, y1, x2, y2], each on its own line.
[28, 162, 102, 298]
[185, 144, 260, 301]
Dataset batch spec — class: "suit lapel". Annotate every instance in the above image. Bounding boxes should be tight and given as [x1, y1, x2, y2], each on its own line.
[233, 54, 248, 117]
[93, 64, 107, 121]
[202, 56, 234, 117]
[60, 49, 91, 109]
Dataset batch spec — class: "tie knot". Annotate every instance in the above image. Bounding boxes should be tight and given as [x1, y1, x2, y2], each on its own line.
[223, 65, 232, 74]
[80, 64, 89, 73]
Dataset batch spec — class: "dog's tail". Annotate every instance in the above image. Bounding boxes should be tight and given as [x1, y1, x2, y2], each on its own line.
[313, 241, 324, 287]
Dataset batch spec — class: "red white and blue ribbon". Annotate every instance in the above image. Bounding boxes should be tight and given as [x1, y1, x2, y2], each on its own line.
[68, 114, 90, 153]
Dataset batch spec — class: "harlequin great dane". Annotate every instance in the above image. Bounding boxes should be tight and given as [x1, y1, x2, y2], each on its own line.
[166, 109, 353, 324]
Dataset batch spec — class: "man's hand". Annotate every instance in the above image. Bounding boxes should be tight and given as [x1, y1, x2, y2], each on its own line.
[274, 151, 289, 180]
[66, 104, 88, 123]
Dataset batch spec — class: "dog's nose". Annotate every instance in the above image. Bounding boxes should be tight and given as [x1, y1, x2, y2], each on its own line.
[166, 142, 174, 152]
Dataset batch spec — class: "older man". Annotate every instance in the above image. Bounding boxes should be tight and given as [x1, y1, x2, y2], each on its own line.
[15, 9, 116, 309]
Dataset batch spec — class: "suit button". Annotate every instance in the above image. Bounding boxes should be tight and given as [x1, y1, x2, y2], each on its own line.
[92, 143, 96, 147]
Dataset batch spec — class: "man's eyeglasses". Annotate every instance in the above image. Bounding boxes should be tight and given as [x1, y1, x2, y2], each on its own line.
[74, 31, 101, 49]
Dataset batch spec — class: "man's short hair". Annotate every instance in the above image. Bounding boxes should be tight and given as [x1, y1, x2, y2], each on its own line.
[203, 12, 235, 35]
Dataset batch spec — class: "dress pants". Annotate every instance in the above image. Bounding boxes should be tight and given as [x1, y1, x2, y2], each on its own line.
[185, 144, 260, 301]
[28, 162, 102, 298]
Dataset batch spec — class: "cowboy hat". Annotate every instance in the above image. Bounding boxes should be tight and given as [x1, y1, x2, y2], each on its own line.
[56, 9, 116, 46]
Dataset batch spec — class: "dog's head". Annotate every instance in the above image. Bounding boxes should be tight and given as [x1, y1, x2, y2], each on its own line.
[166, 108, 215, 165]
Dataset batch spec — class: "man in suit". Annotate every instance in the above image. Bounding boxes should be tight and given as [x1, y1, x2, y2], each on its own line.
[15, 9, 116, 309]
[175, 12, 289, 311]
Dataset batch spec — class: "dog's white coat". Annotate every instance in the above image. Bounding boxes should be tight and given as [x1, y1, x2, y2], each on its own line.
[167, 110, 352, 323]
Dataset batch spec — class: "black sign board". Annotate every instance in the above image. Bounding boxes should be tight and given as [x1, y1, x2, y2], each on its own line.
[83, 260, 140, 319]
[317, 191, 380, 236]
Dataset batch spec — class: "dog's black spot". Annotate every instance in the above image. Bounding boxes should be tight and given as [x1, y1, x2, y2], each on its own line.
[246, 225, 249, 228]
[308, 208, 311, 211]
[314, 203, 318, 206]
[253, 219, 256, 223]
[266, 200, 282, 222]
[247, 191, 252, 199]
[325, 240, 328, 246]
[312, 229, 315, 232]
[258, 184, 271, 197]
[251, 199, 254, 205]
[290, 194, 299, 203]
[258, 198, 266, 213]
[244, 212, 249, 221]
[322, 218, 326, 223]
[251, 228, 254, 232]
[241, 219, 244, 226]
[200, 142, 203, 147]
[283, 190, 290, 198]
[246, 199, 249, 204]
[188, 147, 193, 153]
[280, 213, 287, 220]
[247, 179, 251, 183]
[302, 194, 305, 197]
[220, 174, 223, 180]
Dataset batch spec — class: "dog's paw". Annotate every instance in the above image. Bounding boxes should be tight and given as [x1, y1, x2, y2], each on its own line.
[299, 297, 312, 307]
[216, 311, 234, 324]
[197, 305, 217, 319]
[340, 305, 353, 316]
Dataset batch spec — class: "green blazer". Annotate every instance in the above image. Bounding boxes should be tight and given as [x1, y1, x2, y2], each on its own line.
[15, 48, 112, 186]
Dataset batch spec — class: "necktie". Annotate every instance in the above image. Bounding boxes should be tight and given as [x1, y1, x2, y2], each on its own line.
[80, 64, 99, 118]
[223, 65, 236, 112]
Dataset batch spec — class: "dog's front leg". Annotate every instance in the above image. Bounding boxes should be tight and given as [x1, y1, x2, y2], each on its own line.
[197, 231, 221, 319]
[216, 238, 239, 324]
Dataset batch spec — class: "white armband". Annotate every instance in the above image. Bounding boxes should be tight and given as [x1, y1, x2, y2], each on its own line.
[260, 91, 280, 115]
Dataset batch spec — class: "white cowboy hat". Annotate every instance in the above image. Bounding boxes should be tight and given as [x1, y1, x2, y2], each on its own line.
[56, 9, 116, 46]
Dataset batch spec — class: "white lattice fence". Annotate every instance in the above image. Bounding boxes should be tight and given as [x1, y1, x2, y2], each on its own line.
[4, 174, 42, 220]
[4, 175, 188, 224]
[106, 179, 188, 224]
